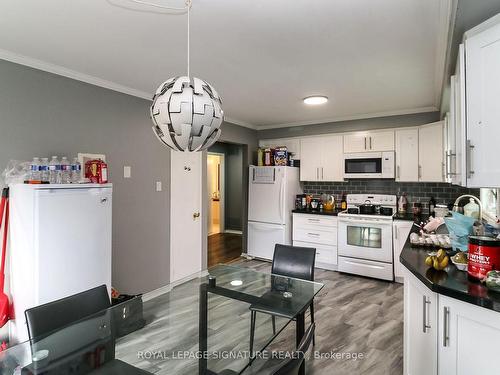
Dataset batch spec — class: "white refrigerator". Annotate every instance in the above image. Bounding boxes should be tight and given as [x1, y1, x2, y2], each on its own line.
[247, 166, 302, 260]
[8, 184, 112, 343]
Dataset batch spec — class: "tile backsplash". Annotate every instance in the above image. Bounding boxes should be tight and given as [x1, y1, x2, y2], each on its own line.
[302, 180, 479, 212]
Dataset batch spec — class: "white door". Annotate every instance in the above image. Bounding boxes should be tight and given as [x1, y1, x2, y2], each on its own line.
[438, 295, 500, 375]
[418, 122, 444, 182]
[170, 151, 202, 283]
[369, 130, 395, 151]
[404, 271, 438, 375]
[466, 23, 500, 187]
[300, 138, 321, 181]
[392, 221, 413, 282]
[247, 221, 285, 260]
[343, 133, 368, 153]
[36, 187, 112, 302]
[248, 166, 285, 224]
[321, 135, 344, 181]
[454, 44, 467, 187]
[395, 128, 419, 182]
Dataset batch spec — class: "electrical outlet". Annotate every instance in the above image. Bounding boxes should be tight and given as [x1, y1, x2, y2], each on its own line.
[156, 181, 162, 192]
[123, 166, 131, 178]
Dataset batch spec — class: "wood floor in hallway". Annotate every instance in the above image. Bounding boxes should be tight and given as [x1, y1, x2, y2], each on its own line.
[117, 258, 403, 375]
[208, 232, 243, 267]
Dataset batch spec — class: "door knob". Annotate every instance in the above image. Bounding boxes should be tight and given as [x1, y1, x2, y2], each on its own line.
[193, 212, 200, 219]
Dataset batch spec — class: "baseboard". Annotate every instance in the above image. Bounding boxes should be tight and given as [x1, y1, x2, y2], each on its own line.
[225, 229, 243, 235]
[142, 269, 210, 302]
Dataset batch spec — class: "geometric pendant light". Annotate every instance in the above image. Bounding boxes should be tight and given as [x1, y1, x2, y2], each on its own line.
[150, 0, 223, 151]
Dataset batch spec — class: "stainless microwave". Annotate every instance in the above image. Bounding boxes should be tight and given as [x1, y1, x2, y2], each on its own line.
[343, 152, 395, 179]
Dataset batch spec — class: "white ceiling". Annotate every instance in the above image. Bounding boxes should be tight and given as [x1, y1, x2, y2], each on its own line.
[0, 0, 451, 129]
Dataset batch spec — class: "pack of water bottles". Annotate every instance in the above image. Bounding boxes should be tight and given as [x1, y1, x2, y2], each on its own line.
[29, 156, 82, 184]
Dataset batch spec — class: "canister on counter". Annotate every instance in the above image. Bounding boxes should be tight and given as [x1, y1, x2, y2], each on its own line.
[467, 236, 500, 280]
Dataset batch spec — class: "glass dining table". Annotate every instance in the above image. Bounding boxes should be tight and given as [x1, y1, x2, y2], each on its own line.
[0, 264, 323, 375]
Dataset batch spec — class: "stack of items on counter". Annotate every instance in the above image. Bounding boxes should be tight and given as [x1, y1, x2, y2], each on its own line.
[295, 193, 345, 212]
[26, 156, 108, 184]
[257, 146, 297, 167]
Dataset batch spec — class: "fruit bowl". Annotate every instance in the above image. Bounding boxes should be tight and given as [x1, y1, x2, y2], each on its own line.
[450, 253, 468, 272]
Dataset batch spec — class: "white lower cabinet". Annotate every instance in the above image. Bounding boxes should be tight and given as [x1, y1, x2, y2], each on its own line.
[292, 213, 337, 270]
[404, 269, 500, 375]
[438, 295, 500, 375]
[393, 221, 413, 282]
[404, 270, 438, 375]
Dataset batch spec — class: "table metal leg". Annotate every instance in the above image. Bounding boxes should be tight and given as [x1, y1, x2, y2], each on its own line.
[199, 283, 208, 375]
[296, 311, 305, 375]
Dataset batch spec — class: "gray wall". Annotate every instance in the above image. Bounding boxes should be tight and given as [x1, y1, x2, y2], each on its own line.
[208, 142, 244, 231]
[0, 60, 170, 294]
[257, 112, 440, 139]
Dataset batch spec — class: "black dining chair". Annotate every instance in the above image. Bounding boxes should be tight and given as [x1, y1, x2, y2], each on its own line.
[24, 285, 151, 375]
[219, 323, 315, 375]
[249, 244, 316, 357]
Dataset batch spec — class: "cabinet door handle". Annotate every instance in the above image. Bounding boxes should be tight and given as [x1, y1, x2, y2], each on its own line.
[418, 165, 422, 180]
[466, 140, 475, 179]
[442, 306, 450, 347]
[422, 295, 431, 333]
[316, 167, 319, 180]
[321, 167, 324, 180]
[369, 137, 372, 150]
[364, 137, 367, 150]
[307, 232, 320, 237]
[395, 227, 398, 240]
[397, 165, 400, 180]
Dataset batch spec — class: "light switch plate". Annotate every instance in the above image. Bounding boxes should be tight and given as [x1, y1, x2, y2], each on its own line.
[156, 181, 162, 192]
[124, 166, 131, 178]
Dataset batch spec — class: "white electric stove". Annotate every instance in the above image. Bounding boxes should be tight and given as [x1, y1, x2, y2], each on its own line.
[337, 194, 397, 281]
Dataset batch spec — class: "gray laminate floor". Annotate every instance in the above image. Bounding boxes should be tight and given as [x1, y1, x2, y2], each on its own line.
[116, 258, 403, 375]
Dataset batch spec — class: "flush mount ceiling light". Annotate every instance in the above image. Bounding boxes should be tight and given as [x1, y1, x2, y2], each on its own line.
[303, 96, 328, 105]
[144, 0, 223, 152]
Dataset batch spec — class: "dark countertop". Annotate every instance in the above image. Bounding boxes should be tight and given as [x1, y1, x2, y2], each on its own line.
[400, 227, 500, 313]
[292, 209, 339, 216]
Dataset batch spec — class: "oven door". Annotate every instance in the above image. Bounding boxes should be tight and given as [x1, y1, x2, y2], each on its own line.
[338, 216, 393, 262]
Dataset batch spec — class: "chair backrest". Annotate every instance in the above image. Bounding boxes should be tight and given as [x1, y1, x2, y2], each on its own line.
[271, 244, 316, 281]
[25, 284, 111, 341]
[271, 323, 315, 375]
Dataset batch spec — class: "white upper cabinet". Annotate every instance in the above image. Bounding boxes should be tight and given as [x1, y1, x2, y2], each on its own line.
[343, 133, 368, 153]
[370, 130, 395, 152]
[453, 44, 467, 187]
[300, 138, 322, 181]
[395, 128, 419, 182]
[465, 20, 500, 187]
[446, 76, 457, 184]
[321, 135, 343, 181]
[344, 131, 394, 153]
[300, 135, 343, 182]
[259, 138, 301, 159]
[418, 122, 444, 182]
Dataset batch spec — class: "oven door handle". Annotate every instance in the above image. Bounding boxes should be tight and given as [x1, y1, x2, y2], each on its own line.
[339, 218, 391, 226]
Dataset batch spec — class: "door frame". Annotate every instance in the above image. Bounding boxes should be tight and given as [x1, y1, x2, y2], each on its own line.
[207, 152, 225, 235]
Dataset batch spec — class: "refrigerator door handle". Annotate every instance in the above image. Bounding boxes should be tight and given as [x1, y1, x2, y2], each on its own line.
[279, 179, 285, 223]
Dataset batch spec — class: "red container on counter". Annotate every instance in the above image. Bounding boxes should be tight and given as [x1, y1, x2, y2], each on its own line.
[85, 159, 108, 184]
[467, 236, 500, 280]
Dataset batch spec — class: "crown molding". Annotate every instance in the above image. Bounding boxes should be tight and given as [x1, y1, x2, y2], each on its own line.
[224, 117, 258, 130]
[0, 48, 154, 100]
[255, 106, 439, 130]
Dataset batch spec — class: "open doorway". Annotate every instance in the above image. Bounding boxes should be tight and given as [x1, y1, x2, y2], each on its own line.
[207, 142, 244, 266]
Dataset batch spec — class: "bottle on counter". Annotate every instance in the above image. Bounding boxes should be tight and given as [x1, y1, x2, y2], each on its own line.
[30, 157, 41, 181]
[60, 156, 71, 184]
[341, 193, 347, 211]
[40, 157, 49, 182]
[429, 196, 436, 217]
[398, 192, 408, 215]
[48, 156, 61, 184]
[71, 157, 82, 183]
